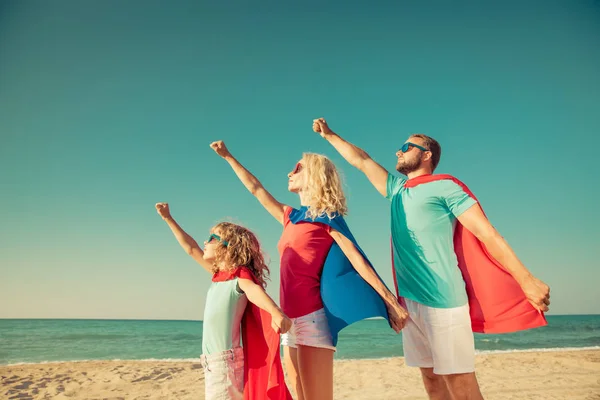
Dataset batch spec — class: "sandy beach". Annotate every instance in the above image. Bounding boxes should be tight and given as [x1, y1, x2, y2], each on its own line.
[2, 350, 599, 400]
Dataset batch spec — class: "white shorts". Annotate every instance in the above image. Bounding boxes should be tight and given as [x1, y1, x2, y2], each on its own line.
[281, 308, 336, 351]
[402, 298, 475, 375]
[200, 347, 244, 400]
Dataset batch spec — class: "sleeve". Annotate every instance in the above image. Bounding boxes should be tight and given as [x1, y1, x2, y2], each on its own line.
[439, 180, 478, 217]
[386, 173, 406, 200]
[282, 206, 293, 226]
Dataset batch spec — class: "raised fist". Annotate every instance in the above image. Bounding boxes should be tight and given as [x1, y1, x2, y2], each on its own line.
[210, 141, 232, 158]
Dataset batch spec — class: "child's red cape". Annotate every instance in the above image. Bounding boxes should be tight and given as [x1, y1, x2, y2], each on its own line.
[213, 268, 292, 400]
[391, 174, 547, 333]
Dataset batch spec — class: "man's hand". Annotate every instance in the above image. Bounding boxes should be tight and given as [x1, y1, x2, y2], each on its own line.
[385, 300, 409, 333]
[312, 117, 334, 138]
[519, 275, 551, 312]
[271, 310, 293, 334]
[210, 140, 232, 158]
[155, 202, 171, 220]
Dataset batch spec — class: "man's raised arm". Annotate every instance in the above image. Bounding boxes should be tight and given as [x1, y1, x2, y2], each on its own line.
[313, 118, 389, 197]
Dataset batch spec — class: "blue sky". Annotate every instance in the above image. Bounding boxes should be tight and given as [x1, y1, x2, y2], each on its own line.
[1, 0, 599, 320]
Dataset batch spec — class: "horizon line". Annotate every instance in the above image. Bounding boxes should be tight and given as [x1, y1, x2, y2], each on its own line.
[1, 314, 598, 322]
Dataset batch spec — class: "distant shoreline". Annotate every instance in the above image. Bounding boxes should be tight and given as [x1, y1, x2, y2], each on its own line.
[3, 345, 599, 367]
[1, 314, 598, 321]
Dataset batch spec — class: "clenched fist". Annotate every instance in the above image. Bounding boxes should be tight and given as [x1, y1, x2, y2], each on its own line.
[312, 117, 333, 137]
[210, 141, 232, 158]
[155, 202, 171, 220]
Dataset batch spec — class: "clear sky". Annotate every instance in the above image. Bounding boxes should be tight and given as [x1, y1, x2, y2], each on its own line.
[1, 0, 599, 320]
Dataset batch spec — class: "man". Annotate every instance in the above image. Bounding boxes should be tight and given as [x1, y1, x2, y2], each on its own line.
[312, 118, 550, 400]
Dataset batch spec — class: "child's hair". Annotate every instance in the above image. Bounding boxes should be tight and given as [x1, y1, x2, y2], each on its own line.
[301, 152, 348, 220]
[211, 222, 270, 288]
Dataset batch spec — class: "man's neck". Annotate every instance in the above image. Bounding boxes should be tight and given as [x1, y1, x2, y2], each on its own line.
[406, 167, 433, 180]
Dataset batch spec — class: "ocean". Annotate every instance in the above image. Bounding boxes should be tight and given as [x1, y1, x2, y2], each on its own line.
[1, 315, 598, 365]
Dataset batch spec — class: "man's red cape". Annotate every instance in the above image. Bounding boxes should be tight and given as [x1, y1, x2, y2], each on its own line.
[390, 174, 547, 333]
[213, 268, 292, 399]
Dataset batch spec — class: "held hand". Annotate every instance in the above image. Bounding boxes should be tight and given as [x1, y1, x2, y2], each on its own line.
[312, 117, 333, 137]
[155, 202, 171, 220]
[385, 300, 409, 333]
[271, 310, 293, 334]
[520, 275, 550, 312]
[210, 140, 232, 159]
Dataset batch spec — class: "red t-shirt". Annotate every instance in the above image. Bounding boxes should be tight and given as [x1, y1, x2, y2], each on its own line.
[277, 207, 334, 318]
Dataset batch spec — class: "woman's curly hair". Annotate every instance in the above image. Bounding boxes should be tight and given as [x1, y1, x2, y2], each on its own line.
[301, 153, 348, 220]
[211, 222, 270, 288]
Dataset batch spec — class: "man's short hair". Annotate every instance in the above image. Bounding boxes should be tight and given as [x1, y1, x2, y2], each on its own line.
[411, 134, 441, 171]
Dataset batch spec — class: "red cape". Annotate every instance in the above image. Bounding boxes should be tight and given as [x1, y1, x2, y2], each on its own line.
[213, 269, 292, 400]
[391, 174, 547, 334]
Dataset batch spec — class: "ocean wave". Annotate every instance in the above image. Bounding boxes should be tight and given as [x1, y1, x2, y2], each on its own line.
[474, 346, 600, 355]
[3, 346, 600, 366]
[2, 357, 202, 366]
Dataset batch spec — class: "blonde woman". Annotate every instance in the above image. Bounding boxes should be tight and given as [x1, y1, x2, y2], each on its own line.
[155, 203, 293, 399]
[210, 141, 408, 400]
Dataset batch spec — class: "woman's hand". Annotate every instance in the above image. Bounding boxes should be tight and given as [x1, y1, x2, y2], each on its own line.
[385, 300, 409, 333]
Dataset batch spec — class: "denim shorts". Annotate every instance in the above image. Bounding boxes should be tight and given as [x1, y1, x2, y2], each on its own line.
[281, 308, 336, 351]
[200, 347, 244, 399]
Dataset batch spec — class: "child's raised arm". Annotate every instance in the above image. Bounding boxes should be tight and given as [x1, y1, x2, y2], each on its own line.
[210, 141, 287, 225]
[237, 278, 292, 334]
[155, 202, 212, 273]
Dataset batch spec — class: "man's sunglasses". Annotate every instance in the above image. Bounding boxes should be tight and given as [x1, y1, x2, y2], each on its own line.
[206, 233, 229, 246]
[398, 142, 429, 153]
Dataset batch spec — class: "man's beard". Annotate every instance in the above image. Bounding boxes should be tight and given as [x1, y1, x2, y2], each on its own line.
[396, 157, 422, 175]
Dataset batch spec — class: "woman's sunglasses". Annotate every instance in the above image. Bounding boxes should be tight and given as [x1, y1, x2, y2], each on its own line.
[206, 233, 229, 246]
[398, 142, 429, 153]
[291, 162, 303, 175]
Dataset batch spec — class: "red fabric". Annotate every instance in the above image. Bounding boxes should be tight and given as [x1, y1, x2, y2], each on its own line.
[211, 267, 255, 282]
[213, 267, 292, 399]
[277, 206, 333, 318]
[393, 174, 547, 334]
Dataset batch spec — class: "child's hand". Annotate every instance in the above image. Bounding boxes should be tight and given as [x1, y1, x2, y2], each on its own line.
[271, 311, 292, 334]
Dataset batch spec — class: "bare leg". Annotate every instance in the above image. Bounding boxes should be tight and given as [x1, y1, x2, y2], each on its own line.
[297, 345, 334, 400]
[443, 372, 484, 400]
[283, 346, 304, 400]
[420, 368, 452, 400]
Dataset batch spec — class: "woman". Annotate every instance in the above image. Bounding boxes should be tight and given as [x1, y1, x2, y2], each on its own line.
[210, 141, 408, 400]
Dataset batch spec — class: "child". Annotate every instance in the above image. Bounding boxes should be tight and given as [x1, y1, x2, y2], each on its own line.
[155, 202, 292, 400]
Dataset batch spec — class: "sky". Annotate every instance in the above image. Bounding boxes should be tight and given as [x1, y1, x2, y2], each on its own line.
[1, 0, 599, 320]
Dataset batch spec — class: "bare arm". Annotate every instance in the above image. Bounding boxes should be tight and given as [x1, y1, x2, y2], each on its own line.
[457, 205, 551, 312]
[237, 278, 292, 334]
[329, 228, 408, 332]
[155, 203, 212, 273]
[210, 141, 286, 224]
[313, 118, 390, 197]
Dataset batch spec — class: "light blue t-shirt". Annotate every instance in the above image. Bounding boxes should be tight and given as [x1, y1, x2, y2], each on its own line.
[202, 278, 248, 355]
[386, 173, 477, 308]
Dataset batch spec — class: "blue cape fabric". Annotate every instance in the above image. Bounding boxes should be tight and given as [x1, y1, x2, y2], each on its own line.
[288, 207, 390, 346]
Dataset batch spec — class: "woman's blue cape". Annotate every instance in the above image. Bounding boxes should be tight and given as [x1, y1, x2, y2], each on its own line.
[289, 207, 390, 346]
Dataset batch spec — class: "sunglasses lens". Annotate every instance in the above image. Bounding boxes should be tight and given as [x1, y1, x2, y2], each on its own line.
[401, 144, 409, 153]
[293, 163, 302, 174]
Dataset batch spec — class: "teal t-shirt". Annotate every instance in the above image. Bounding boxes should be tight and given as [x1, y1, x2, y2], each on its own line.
[201, 278, 248, 355]
[386, 173, 477, 308]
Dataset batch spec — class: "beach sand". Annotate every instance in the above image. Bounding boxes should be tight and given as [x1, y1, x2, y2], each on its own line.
[2, 350, 599, 399]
